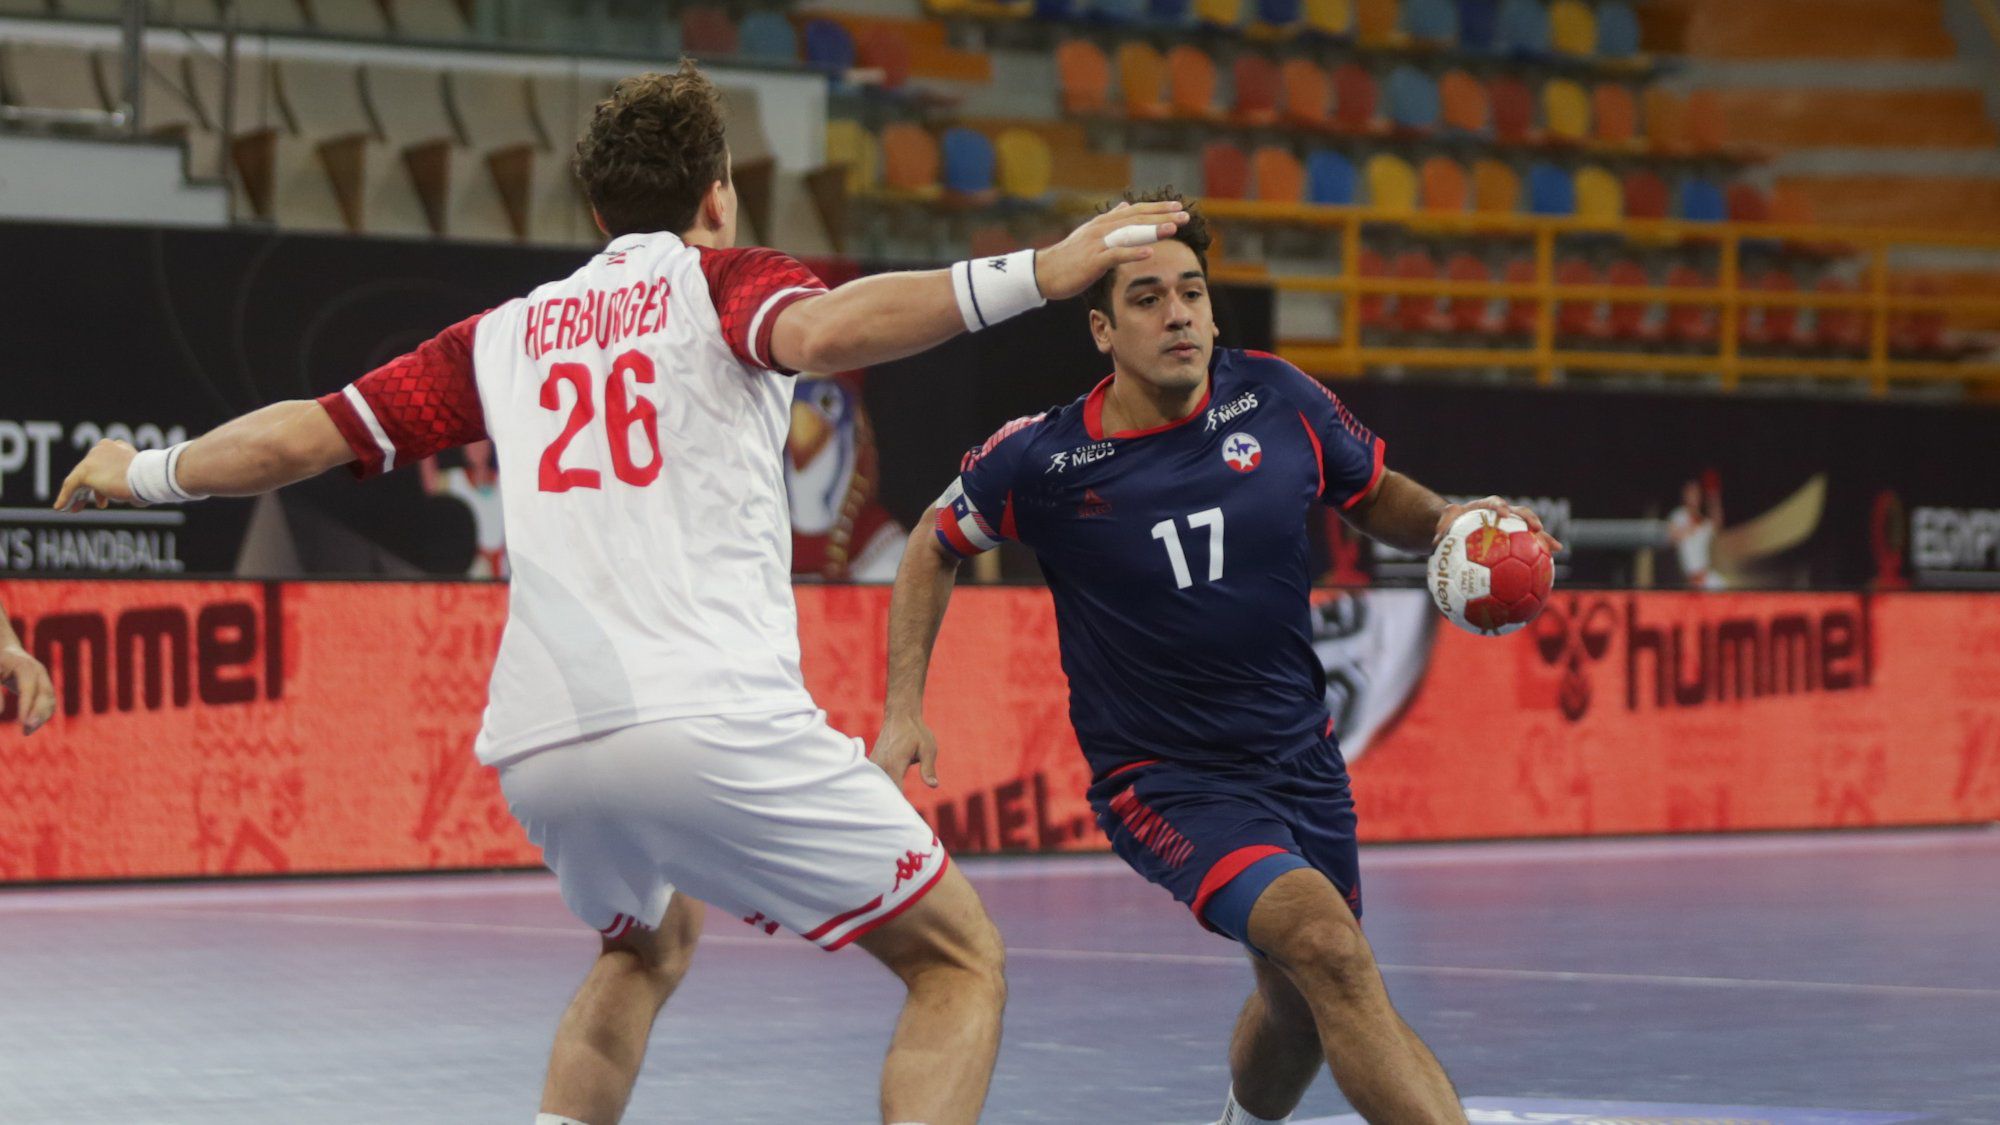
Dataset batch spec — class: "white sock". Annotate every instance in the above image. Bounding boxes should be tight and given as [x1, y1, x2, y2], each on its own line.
[535, 1115, 591, 1125]
[1217, 1086, 1290, 1125]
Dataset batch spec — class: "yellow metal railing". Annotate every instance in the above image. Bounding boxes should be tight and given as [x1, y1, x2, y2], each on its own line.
[1191, 200, 2000, 394]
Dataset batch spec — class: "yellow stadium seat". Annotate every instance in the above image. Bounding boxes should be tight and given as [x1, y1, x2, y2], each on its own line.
[1355, 0, 1402, 47]
[1364, 152, 1417, 213]
[1543, 78, 1590, 143]
[995, 128, 1053, 199]
[825, 119, 880, 195]
[1549, 0, 1596, 57]
[1471, 159, 1520, 213]
[1194, 0, 1243, 28]
[1302, 0, 1352, 36]
[1575, 164, 1622, 220]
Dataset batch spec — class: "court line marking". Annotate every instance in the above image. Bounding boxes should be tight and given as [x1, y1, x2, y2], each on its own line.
[111, 905, 2000, 1002]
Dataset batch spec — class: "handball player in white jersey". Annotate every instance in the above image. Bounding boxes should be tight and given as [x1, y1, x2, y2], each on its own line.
[55, 62, 1188, 1125]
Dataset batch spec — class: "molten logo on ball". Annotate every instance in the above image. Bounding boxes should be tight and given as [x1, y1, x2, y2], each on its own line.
[1428, 509, 1554, 636]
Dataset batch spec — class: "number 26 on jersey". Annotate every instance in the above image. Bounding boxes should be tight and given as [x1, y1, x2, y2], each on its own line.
[538, 348, 664, 492]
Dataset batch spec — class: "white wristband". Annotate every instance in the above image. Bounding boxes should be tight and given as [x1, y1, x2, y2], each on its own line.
[126, 443, 209, 505]
[950, 249, 1044, 332]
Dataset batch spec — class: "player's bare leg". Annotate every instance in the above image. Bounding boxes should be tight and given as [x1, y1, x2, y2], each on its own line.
[855, 864, 1007, 1125]
[1247, 869, 1466, 1124]
[1223, 954, 1327, 1119]
[540, 893, 705, 1125]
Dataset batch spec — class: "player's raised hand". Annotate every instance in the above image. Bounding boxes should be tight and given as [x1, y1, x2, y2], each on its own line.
[53, 439, 140, 513]
[1436, 496, 1565, 555]
[871, 711, 943, 789]
[1033, 200, 1191, 301]
[0, 644, 55, 736]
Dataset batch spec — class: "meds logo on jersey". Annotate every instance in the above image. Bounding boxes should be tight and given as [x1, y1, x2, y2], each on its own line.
[1204, 390, 1259, 432]
[1221, 432, 1262, 473]
[1047, 441, 1115, 474]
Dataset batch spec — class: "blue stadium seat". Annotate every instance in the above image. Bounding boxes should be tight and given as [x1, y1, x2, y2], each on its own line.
[1151, 0, 1196, 24]
[737, 12, 797, 63]
[1306, 149, 1358, 204]
[801, 19, 856, 74]
[1088, 0, 1150, 23]
[1457, 0, 1498, 50]
[1596, 0, 1641, 57]
[1385, 65, 1441, 131]
[941, 127, 997, 194]
[1496, 0, 1550, 55]
[1036, 0, 1080, 19]
[1680, 177, 1727, 222]
[1527, 162, 1575, 214]
[1254, 0, 1301, 27]
[1403, 0, 1457, 42]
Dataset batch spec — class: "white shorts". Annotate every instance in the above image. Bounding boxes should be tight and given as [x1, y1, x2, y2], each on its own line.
[498, 709, 948, 951]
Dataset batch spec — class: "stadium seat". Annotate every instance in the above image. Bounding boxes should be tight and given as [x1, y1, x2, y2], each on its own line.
[1331, 63, 1380, 133]
[1770, 182, 1815, 225]
[1496, 0, 1549, 55]
[1355, 0, 1401, 46]
[1555, 258, 1606, 340]
[1542, 77, 1590, 144]
[1500, 255, 1538, 335]
[99, 49, 221, 179]
[385, 0, 470, 41]
[1686, 89, 1727, 152]
[1548, 0, 1594, 57]
[1364, 152, 1418, 212]
[1253, 0, 1302, 29]
[1385, 65, 1440, 132]
[1444, 251, 1497, 335]
[1643, 86, 1686, 154]
[1035, 0, 1080, 19]
[1117, 42, 1170, 120]
[1306, 149, 1358, 204]
[1056, 40, 1112, 115]
[1253, 145, 1306, 202]
[1418, 155, 1468, 211]
[1471, 158, 1519, 212]
[968, 225, 1018, 258]
[1680, 176, 1727, 221]
[802, 19, 858, 76]
[1890, 278, 1947, 357]
[1150, 0, 1196, 24]
[941, 126, 998, 198]
[1202, 140, 1251, 198]
[1194, 0, 1244, 29]
[855, 25, 913, 90]
[1456, 0, 1499, 51]
[1166, 45, 1219, 119]
[1281, 58, 1332, 129]
[1664, 264, 1719, 346]
[1744, 268, 1803, 348]
[1394, 248, 1449, 334]
[314, 0, 390, 37]
[1357, 245, 1391, 331]
[1527, 162, 1574, 214]
[445, 70, 544, 241]
[1489, 75, 1534, 142]
[1233, 54, 1281, 126]
[364, 65, 487, 237]
[1726, 182, 1771, 223]
[0, 41, 107, 116]
[880, 123, 941, 193]
[1621, 169, 1670, 220]
[738, 12, 800, 63]
[1575, 165, 1621, 221]
[1302, 0, 1352, 36]
[825, 119, 881, 196]
[257, 59, 379, 233]
[1402, 0, 1456, 43]
[1440, 69, 1488, 134]
[1814, 276, 1866, 353]
[1605, 259, 1656, 342]
[1091, 0, 1148, 22]
[1596, 0, 1640, 57]
[1592, 83, 1638, 146]
[995, 127, 1054, 198]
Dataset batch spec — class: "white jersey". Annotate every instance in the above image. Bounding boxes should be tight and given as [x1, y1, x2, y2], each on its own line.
[320, 231, 830, 763]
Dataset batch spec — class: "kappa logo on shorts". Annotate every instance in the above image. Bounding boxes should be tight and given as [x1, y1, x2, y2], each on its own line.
[892, 847, 936, 892]
[741, 911, 780, 936]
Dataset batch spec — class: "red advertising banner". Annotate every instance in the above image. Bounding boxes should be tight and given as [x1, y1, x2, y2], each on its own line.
[4, 581, 1998, 882]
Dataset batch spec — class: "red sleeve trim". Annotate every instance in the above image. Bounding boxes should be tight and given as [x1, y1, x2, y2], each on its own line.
[1000, 489, 1018, 541]
[755, 288, 826, 374]
[1339, 437, 1388, 511]
[1296, 410, 1325, 500]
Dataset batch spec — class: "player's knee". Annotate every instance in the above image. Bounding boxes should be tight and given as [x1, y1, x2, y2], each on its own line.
[1265, 917, 1374, 998]
[898, 913, 1007, 1006]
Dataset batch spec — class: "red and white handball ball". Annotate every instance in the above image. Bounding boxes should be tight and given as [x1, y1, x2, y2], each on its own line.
[1427, 509, 1555, 636]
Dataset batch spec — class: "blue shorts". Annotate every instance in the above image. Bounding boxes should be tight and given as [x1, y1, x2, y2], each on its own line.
[1086, 734, 1361, 950]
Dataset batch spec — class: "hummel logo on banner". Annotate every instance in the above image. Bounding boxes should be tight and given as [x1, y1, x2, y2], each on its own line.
[987, 257, 1007, 272]
[1078, 489, 1113, 517]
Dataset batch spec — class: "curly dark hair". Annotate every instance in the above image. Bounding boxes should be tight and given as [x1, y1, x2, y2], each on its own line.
[574, 61, 731, 239]
[1084, 187, 1212, 324]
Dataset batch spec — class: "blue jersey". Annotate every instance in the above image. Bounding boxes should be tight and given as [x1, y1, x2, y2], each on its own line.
[933, 348, 1387, 778]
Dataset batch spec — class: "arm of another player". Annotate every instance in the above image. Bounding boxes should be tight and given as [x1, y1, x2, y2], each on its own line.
[767, 201, 1188, 375]
[872, 508, 964, 788]
[53, 400, 354, 511]
[1345, 471, 1564, 555]
[0, 601, 55, 735]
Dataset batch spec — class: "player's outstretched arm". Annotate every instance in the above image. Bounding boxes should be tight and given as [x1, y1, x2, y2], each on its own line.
[1346, 471, 1564, 555]
[54, 400, 354, 512]
[0, 604, 55, 736]
[872, 508, 964, 788]
[768, 201, 1189, 375]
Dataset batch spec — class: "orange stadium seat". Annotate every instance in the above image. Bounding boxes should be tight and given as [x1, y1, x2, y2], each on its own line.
[1203, 140, 1252, 198]
[1056, 40, 1112, 115]
[1644, 86, 1686, 154]
[1440, 69, 1488, 134]
[879, 122, 941, 192]
[1472, 159, 1521, 213]
[1167, 45, 1220, 119]
[1281, 59, 1332, 129]
[681, 6, 741, 58]
[1592, 83, 1638, 146]
[1253, 146, 1307, 202]
[1117, 42, 1170, 120]
[856, 25, 913, 89]
[1233, 54, 1281, 126]
[1419, 155, 1469, 211]
[1686, 88, 1727, 152]
[1355, 0, 1402, 47]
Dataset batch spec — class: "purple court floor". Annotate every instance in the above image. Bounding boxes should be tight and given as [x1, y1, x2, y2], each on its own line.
[0, 828, 1994, 1124]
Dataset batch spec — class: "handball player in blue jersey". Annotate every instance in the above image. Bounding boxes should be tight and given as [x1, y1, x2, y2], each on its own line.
[872, 191, 1559, 1125]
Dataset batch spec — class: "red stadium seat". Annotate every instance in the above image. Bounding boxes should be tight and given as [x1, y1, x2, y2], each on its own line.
[1813, 275, 1866, 353]
[1357, 246, 1391, 331]
[1501, 256, 1539, 336]
[1555, 257, 1606, 340]
[1444, 251, 1497, 336]
[1489, 76, 1535, 144]
[1726, 182, 1771, 223]
[1202, 140, 1251, 198]
[1743, 267, 1803, 348]
[1664, 263, 1719, 346]
[1605, 259, 1656, 343]
[1622, 170, 1670, 220]
[1233, 54, 1281, 126]
[1332, 64, 1381, 134]
[1394, 248, 1449, 334]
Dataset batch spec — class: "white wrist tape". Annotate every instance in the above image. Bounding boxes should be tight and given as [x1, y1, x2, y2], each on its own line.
[950, 249, 1043, 332]
[126, 443, 209, 505]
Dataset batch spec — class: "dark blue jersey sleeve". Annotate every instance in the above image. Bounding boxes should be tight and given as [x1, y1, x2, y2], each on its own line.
[932, 413, 1045, 557]
[1252, 351, 1386, 510]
